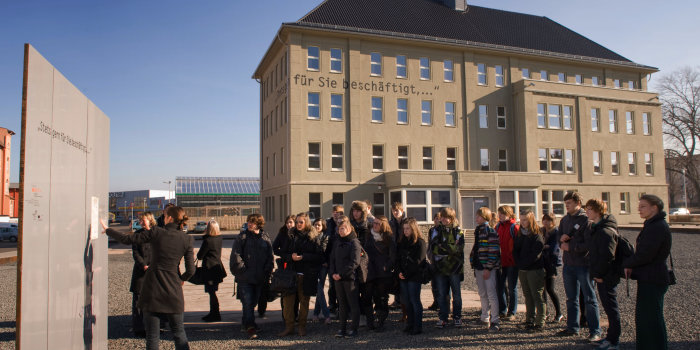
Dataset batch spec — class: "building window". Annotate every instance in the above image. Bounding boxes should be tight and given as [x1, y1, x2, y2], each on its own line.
[480, 148, 489, 171]
[592, 76, 600, 86]
[330, 48, 342, 73]
[498, 149, 507, 171]
[558, 72, 566, 83]
[445, 102, 456, 126]
[332, 192, 344, 206]
[609, 151, 619, 175]
[550, 149, 564, 172]
[548, 105, 562, 129]
[500, 189, 538, 217]
[628, 80, 635, 90]
[645, 153, 654, 175]
[397, 98, 408, 124]
[265, 156, 269, 179]
[373, 192, 386, 216]
[308, 92, 320, 120]
[563, 106, 573, 130]
[404, 189, 452, 222]
[628, 152, 637, 175]
[309, 193, 321, 219]
[495, 65, 504, 86]
[593, 151, 602, 174]
[371, 96, 383, 122]
[626, 111, 635, 134]
[281, 147, 285, 174]
[591, 108, 600, 132]
[642, 113, 651, 135]
[537, 103, 546, 128]
[447, 147, 457, 170]
[331, 143, 343, 171]
[421, 100, 432, 125]
[370, 52, 382, 76]
[479, 105, 488, 128]
[614, 79, 621, 88]
[575, 74, 582, 84]
[477, 63, 487, 85]
[398, 145, 409, 169]
[373, 145, 384, 171]
[422, 146, 433, 170]
[396, 55, 407, 78]
[331, 94, 343, 120]
[540, 70, 548, 81]
[444, 60, 453, 82]
[541, 190, 566, 216]
[539, 149, 548, 172]
[307, 46, 319, 71]
[609, 110, 618, 133]
[565, 149, 575, 173]
[602, 192, 610, 211]
[522, 68, 530, 79]
[308, 143, 321, 170]
[273, 152, 277, 176]
[420, 57, 430, 80]
[497, 106, 506, 129]
[619, 192, 629, 214]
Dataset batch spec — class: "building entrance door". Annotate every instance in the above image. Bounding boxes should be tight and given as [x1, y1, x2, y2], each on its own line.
[461, 197, 490, 229]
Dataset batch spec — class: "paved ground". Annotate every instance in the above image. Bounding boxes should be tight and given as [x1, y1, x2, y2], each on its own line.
[0, 229, 698, 349]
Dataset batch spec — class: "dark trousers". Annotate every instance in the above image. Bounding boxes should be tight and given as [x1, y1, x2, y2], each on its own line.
[635, 281, 668, 350]
[596, 282, 621, 345]
[335, 279, 360, 331]
[239, 283, 263, 329]
[328, 276, 338, 310]
[543, 273, 562, 316]
[144, 312, 189, 350]
[207, 291, 219, 314]
[400, 280, 423, 332]
[257, 281, 269, 315]
[132, 293, 145, 333]
[497, 266, 519, 315]
[363, 277, 391, 323]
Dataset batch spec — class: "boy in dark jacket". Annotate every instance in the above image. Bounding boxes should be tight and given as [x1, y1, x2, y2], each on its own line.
[330, 216, 362, 338]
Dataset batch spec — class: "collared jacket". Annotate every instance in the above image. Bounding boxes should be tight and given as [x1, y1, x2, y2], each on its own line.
[277, 228, 325, 296]
[365, 231, 396, 281]
[107, 223, 195, 313]
[470, 223, 501, 271]
[496, 219, 520, 267]
[586, 214, 620, 286]
[329, 231, 362, 281]
[623, 212, 672, 285]
[513, 228, 545, 271]
[559, 208, 591, 267]
[230, 230, 274, 285]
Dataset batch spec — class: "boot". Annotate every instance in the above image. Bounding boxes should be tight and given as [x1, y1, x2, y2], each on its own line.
[277, 325, 295, 337]
[202, 311, 221, 322]
[298, 325, 306, 336]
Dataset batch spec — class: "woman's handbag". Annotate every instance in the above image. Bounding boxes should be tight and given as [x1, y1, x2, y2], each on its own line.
[188, 259, 206, 285]
[270, 263, 297, 295]
[668, 253, 677, 286]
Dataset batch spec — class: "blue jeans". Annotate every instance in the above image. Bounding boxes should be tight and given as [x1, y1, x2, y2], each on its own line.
[435, 273, 462, 321]
[313, 265, 330, 318]
[400, 280, 423, 332]
[497, 266, 519, 315]
[143, 312, 189, 350]
[239, 282, 263, 329]
[562, 265, 600, 335]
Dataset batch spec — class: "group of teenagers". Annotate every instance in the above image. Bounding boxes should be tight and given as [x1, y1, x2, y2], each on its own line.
[103, 191, 673, 350]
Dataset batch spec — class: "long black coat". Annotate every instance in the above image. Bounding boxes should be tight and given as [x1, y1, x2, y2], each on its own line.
[277, 228, 325, 296]
[130, 233, 151, 294]
[623, 212, 672, 285]
[197, 235, 226, 284]
[365, 232, 396, 281]
[107, 223, 195, 313]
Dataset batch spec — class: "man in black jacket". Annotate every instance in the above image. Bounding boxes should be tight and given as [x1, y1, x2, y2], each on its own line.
[230, 214, 274, 339]
[557, 192, 601, 342]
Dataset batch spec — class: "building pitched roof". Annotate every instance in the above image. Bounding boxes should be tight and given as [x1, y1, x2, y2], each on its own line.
[291, 0, 648, 68]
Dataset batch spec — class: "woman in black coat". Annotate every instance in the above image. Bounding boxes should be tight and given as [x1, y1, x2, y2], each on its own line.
[104, 205, 195, 350]
[397, 217, 428, 335]
[330, 215, 363, 338]
[197, 219, 226, 322]
[277, 213, 325, 337]
[623, 194, 672, 350]
[130, 212, 154, 337]
[364, 216, 396, 331]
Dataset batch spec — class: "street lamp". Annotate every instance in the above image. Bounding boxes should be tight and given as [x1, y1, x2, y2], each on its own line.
[163, 180, 172, 205]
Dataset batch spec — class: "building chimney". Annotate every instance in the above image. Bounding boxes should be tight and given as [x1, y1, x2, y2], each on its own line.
[442, 0, 467, 11]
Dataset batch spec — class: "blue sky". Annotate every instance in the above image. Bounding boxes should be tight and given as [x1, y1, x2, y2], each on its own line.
[0, 0, 697, 191]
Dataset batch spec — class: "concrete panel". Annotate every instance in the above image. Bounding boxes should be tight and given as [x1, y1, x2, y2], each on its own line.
[18, 44, 109, 350]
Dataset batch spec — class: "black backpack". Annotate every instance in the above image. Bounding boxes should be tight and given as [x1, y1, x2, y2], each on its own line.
[356, 246, 370, 283]
[613, 232, 635, 278]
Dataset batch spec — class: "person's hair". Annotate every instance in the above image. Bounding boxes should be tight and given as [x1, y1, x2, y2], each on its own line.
[278, 214, 296, 236]
[400, 217, 423, 244]
[439, 207, 459, 227]
[165, 206, 188, 230]
[563, 191, 583, 205]
[372, 215, 394, 242]
[432, 212, 441, 221]
[476, 207, 492, 223]
[497, 205, 515, 219]
[140, 211, 157, 228]
[364, 199, 372, 208]
[336, 215, 355, 234]
[640, 194, 665, 212]
[313, 218, 327, 233]
[164, 203, 175, 209]
[205, 219, 221, 236]
[584, 199, 607, 216]
[541, 212, 557, 227]
[247, 213, 265, 229]
[520, 210, 541, 234]
[295, 212, 319, 240]
[332, 205, 344, 213]
[391, 202, 404, 211]
[351, 200, 368, 223]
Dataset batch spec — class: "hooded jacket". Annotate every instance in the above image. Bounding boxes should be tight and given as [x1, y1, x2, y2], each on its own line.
[559, 208, 591, 267]
[230, 230, 274, 285]
[623, 212, 672, 285]
[586, 214, 620, 285]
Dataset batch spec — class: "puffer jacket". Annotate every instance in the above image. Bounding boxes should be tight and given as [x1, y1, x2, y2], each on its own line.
[586, 214, 620, 286]
[229, 230, 274, 285]
[623, 212, 672, 285]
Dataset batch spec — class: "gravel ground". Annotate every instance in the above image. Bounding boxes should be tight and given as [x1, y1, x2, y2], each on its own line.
[0, 229, 698, 349]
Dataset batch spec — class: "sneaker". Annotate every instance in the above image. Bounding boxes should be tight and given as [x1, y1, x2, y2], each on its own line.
[435, 320, 447, 329]
[345, 330, 358, 338]
[528, 325, 545, 333]
[488, 323, 500, 333]
[504, 313, 516, 321]
[247, 327, 258, 340]
[335, 330, 346, 338]
[553, 314, 564, 323]
[517, 322, 535, 330]
[499, 313, 507, 319]
[556, 329, 579, 336]
[453, 318, 463, 327]
[588, 334, 602, 343]
[596, 340, 619, 350]
[469, 319, 490, 328]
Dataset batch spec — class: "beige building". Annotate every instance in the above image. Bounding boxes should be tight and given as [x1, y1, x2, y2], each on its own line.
[253, 0, 666, 231]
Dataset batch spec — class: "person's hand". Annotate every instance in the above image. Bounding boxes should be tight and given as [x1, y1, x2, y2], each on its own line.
[594, 278, 603, 283]
[399, 273, 406, 280]
[181, 281, 184, 286]
[560, 234, 571, 243]
[483, 270, 491, 280]
[332, 274, 341, 281]
[99, 219, 108, 233]
[560, 242, 570, 252]
[624, 268, 633, 278]
[144, 265, 149, 271]
[292, 253, 303, 261]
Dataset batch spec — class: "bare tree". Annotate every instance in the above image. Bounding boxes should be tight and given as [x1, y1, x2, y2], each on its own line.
[660, 66, 700, 207]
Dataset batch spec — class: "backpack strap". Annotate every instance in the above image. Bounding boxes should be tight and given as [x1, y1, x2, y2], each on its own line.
[509, 224, 516, 239]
